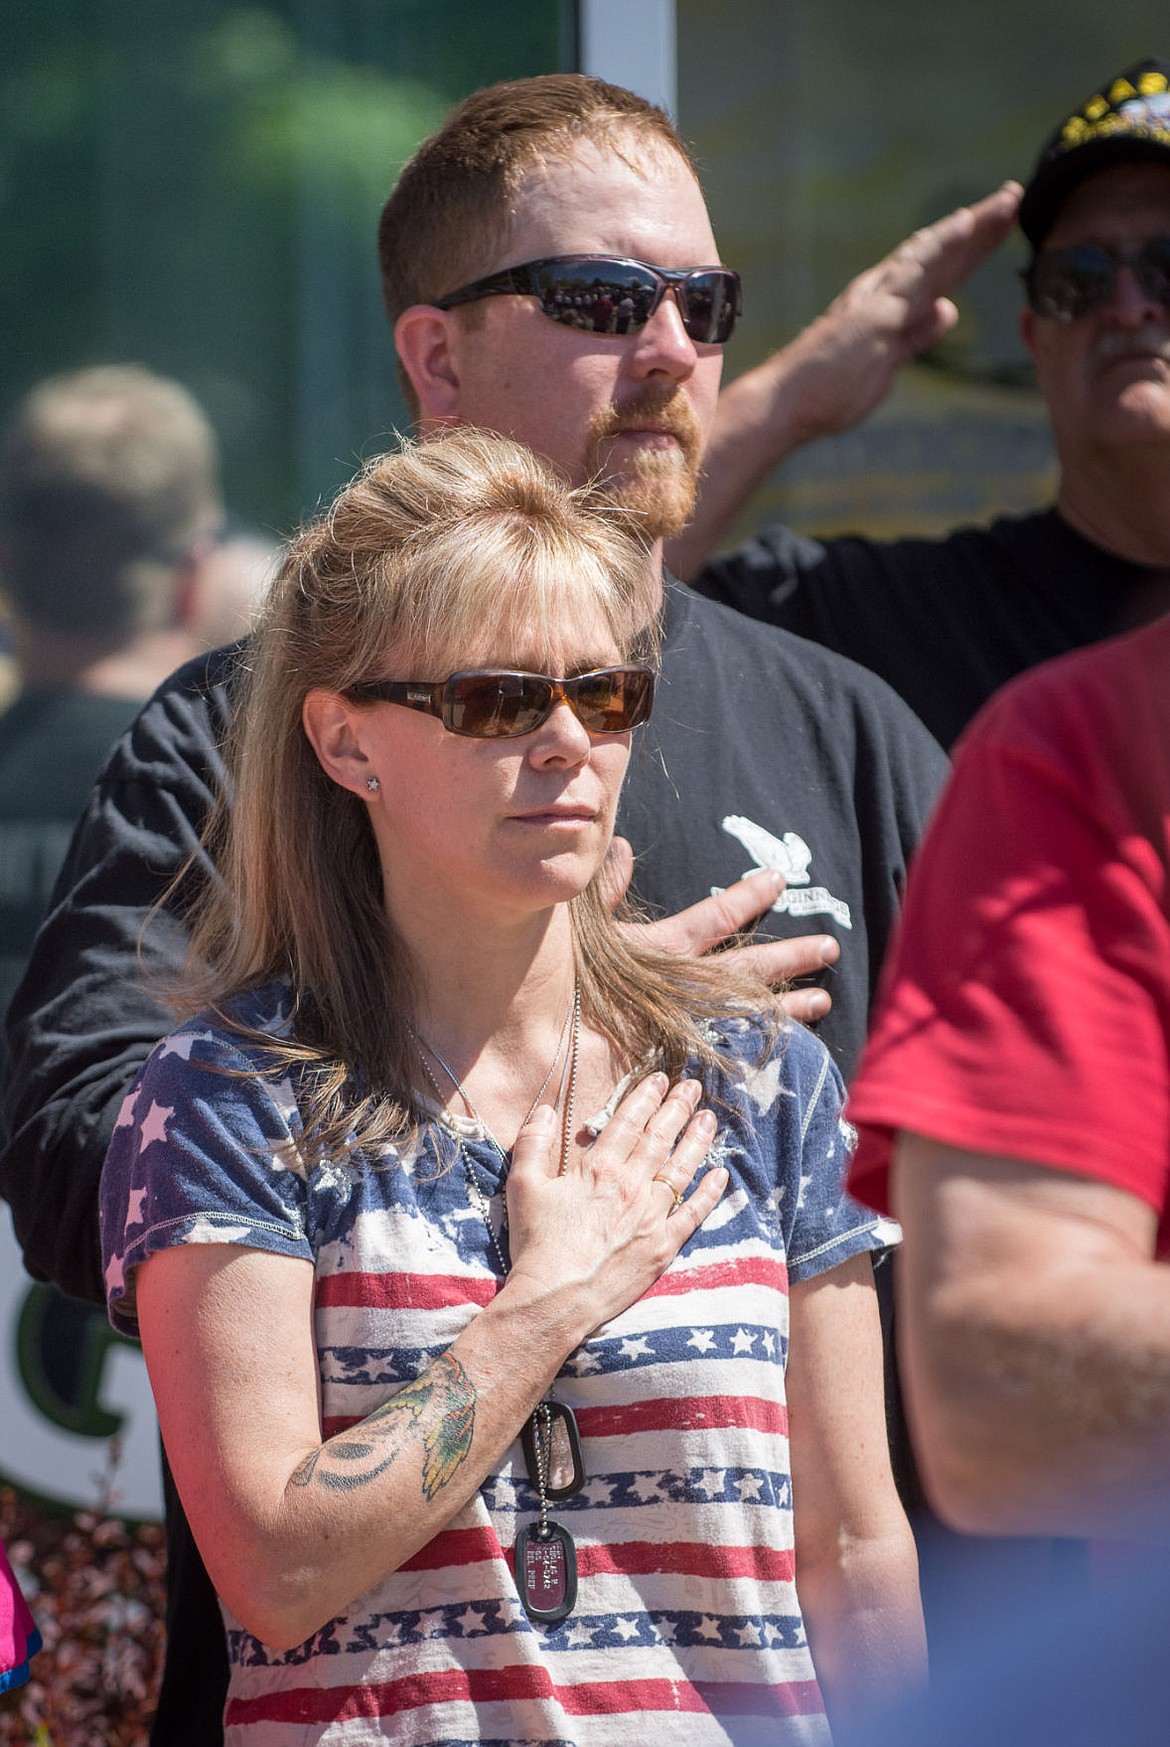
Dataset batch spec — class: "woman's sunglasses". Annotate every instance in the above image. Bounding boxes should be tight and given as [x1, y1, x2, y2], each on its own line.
[434, 253, 743, 344]
[1022, 237, 1170, 321]
[347, 665, 655, 739]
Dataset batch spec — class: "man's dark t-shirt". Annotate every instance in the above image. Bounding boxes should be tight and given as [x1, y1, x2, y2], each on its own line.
[695, 507, 1170, 747]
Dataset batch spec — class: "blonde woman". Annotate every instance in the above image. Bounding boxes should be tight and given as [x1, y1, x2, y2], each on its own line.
[100, 430, 922, 1745]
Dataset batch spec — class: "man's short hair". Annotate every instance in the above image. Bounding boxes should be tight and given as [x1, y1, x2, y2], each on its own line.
[377, 74, 698, 416]
[0, 365, 223, 638]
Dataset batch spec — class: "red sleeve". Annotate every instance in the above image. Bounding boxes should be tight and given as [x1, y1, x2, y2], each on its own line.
[846, 720, 1170, 1230]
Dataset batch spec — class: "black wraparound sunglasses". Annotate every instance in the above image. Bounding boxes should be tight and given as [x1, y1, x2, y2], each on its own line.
[1022, 237, 1170, 321]
[347, 666, 655, 739]
[433, 253, 743, 344]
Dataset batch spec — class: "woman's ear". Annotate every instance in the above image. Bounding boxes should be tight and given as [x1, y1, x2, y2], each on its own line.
[395, 305, 464, 426]
[302, 691, 378, 797]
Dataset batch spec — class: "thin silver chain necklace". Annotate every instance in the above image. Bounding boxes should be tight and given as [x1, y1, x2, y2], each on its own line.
[412, 986, 585, 1622]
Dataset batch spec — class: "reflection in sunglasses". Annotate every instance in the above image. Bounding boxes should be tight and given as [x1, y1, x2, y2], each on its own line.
[1023, 237, 1170, 321]
[347, 666, 656, 740]
[435, 254, 743, 345]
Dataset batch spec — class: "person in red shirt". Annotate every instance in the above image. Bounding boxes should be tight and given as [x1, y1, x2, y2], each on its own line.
[847, 611, 1170, 1543]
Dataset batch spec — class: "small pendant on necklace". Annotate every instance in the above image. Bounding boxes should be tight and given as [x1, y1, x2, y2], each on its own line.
[522, 1399, 585, 1501]
[515, 1519, 578, 1623]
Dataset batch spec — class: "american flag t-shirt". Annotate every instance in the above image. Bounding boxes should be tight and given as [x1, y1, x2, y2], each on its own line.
[101, 988, 886, 1746]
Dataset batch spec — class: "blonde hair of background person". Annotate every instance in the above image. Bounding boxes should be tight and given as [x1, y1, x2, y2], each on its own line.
[0, 364, 225, 698]
[100, 428, 923, 1741]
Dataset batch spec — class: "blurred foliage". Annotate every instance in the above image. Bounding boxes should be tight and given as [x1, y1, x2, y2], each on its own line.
[0, 1482, 165, 1747]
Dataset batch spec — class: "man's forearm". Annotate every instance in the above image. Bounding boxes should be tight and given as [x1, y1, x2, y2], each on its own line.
[894, 1139, 1170, 1543]
[666, 182, 1021, 583]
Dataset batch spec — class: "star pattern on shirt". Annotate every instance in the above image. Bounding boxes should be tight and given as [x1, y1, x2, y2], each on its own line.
[735, 1621, 763, 1647]
[738, 1050, 792, 1114]
[731, 1327, 757, 1355]
[702, 1183, 748, 1231]
[112, 1088, 140, 1132]
[630, 1472, 664, 1503]
[183, 1215, 256, 1246]
[158, 1031, 201, 1061]
[125, 1187, 148, 1229]
[619, 1335, 653, 1361]
[485, 1472, 519, 1512]
[564, 1621, 596, 1648]
[694, 1468, 727, 1500]
[455, 1606, 485, 1637]
[687, 1328, 716, 1354]
[696, 1615, 724, 1642]
[735, 1473, 764, 1502]
[137, 1100, 174, 1150]
[613, 1617, 641, 1642]
[761, 1183, 787, 1234]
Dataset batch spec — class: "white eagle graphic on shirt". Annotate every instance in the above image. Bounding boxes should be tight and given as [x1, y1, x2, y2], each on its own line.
[718, 814, 852, 929]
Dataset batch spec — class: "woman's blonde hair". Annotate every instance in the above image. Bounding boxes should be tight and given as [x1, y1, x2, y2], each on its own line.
[181, 428, 780, 1159]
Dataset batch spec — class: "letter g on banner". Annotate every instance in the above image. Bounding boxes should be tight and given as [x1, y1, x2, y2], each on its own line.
[0, 1210, 162, 1521]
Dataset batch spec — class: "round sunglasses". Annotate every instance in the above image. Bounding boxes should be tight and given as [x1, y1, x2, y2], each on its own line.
[1022, 236, 1170, 321]
[346, 666, 655, 739]
[434, 253, 743, 345]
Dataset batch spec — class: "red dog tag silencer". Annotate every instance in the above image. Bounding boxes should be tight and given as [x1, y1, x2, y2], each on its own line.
[515, 1520, 578, 1623]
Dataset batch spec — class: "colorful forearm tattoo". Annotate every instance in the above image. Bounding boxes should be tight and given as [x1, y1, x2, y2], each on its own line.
[289, 1352, 477, 1500]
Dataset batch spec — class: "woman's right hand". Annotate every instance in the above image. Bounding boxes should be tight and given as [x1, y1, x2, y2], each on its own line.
[502, 1074, 727, 1342]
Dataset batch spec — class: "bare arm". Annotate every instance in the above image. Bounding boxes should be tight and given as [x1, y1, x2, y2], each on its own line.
[787, 1253, 925, 1728]
[893, 1134, 1170, 1543]
[665, 182, 1022, 582]
[137, 1078, 727, 1650]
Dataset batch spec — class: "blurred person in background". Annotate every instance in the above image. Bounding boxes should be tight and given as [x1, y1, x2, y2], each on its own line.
[0, 364, 226, 1042]
[188, 527, 276, 653]
[677, 56, 1170, 749]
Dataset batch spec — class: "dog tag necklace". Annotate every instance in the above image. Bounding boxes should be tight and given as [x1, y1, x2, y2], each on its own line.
[414, 991, 586, 1622]
[514, 1399, 579, 1622]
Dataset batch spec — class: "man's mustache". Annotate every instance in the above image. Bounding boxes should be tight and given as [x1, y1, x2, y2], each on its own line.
[588, 391, 703, 465]
[1094, 325, 1170, 364]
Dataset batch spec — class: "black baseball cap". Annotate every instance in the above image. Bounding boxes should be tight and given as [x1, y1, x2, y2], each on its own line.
[1019, 57, 1170, 247]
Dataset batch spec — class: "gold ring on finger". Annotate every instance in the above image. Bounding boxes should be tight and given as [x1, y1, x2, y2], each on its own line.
[652, 1172, 684, 1212]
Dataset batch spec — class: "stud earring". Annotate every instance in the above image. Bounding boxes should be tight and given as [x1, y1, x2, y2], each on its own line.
[366, 775, 380, 794]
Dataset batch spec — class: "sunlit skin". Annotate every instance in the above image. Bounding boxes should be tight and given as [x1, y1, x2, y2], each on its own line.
[306, 624, 633, 962]
[1022, 163, 1170, 525]
[407, 136, 726, 561]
